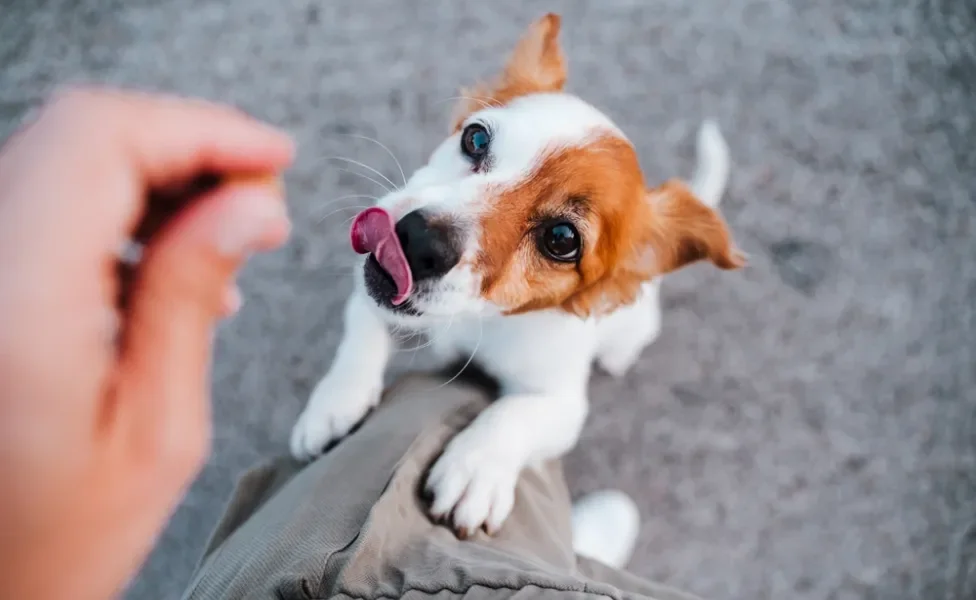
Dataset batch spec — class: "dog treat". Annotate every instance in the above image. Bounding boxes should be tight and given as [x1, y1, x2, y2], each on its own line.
[116, 172, 282, 312]
[349, 207, 413, 305]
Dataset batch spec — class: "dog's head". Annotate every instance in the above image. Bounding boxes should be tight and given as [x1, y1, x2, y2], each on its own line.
[353, 13, 743, 325]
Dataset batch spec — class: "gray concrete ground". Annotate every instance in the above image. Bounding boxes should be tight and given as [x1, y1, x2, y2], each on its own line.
[2, 1, 974, 599]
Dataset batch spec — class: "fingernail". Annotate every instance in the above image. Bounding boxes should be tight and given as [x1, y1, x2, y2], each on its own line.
[214, 190, 287, 257]
[221, 284, 243, 317]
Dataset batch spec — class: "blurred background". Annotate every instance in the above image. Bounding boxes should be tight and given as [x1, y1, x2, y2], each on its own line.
[2, 1, 974, 599]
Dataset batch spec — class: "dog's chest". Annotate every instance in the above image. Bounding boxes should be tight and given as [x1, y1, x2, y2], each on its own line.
[426, 310, 598, 391]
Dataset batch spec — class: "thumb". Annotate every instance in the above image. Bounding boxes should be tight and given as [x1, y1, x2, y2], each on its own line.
[112, 180, 288, 472]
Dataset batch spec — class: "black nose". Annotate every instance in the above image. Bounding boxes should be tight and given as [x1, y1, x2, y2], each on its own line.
[395, 210, 461, 281]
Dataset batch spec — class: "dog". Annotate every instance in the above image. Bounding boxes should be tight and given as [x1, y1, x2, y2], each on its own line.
[291, 13, 744, 538]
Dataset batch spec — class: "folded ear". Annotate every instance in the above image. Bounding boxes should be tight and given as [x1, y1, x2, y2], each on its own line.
[451, 13, 566, 130]
[645, 180, 746, 274]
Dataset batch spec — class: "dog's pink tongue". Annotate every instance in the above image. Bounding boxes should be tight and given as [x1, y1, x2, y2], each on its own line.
[350, 207, 413, 305]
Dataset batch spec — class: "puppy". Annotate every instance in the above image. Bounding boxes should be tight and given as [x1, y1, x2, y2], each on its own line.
[291, 13, 743, 537]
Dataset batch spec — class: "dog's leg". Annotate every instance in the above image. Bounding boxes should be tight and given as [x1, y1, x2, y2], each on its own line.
[290, 291, 392, 460]
[425, 387, 588, 537]
[595, 279, 662, 377]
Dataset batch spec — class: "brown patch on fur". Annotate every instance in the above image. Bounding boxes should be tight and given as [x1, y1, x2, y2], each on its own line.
[563, 180, 745, 316]
[644, 180, 747, 273]
[474, 143, 744, 318]
[475, 135, 645, 314]
[451, 14, 566, 131]
[450, 13, 743, 317]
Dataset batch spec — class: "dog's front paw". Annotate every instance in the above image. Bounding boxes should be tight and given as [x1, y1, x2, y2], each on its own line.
[425, 429, 521, 537]
[290, 378, 381, 461]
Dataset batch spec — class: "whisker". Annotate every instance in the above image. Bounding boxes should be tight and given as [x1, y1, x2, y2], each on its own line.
[402, 308, 458, 353]
[340, 134, 407, 187]
[398, 330, 440, 352]
[404, 342, 421, 369]
[435, 95, 500, 110]
[316, 205, 373, 225]
[283, 269, 360, 284]
[340, 213, 365, 228]
[397, 335, 430, 353]
[310, 194, 379, 219]
[333, 166, 393, 194]
[392, 326, 421, 343]
[393, 331, 415, 344]
[392, 325, 419, 345]
[326, 156, 399, 192]
[431, 315, 482, 391]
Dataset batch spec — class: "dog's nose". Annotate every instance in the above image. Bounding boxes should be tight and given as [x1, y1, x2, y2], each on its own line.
[395, 210, 461, 281]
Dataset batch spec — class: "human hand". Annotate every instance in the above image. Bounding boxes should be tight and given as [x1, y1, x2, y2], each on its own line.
[0, 88, 294, 599]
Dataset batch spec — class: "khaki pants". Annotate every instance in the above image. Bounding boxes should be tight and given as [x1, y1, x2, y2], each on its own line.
[182, 376, 701, 600]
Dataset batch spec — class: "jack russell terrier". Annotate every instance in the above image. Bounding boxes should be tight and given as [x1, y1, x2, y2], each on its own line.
[291, 13, 744, 539]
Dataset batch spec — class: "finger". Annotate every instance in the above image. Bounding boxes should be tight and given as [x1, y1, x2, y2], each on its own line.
[220, 284, 243, 317]
[111, 179, 288, 475]
[15, 88, 294, 245]
[50, 87, 295, 184]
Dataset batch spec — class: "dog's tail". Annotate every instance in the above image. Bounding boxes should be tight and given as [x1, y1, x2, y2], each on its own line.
[689, 120, 730, 209]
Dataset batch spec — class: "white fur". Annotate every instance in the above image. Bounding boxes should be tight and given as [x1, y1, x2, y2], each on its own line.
[290, 289, 391, 460]
[571, 489, 642, 568]
[691, 119, 730, 209]
[291, 93, 730, 534]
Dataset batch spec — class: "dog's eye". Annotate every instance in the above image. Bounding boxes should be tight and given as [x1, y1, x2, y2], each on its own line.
[461, 123, 491, 163]
[539, 222, 581, 262]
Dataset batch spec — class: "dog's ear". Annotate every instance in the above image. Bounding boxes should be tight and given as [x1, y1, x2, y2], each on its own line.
[499, 13, 566, 94]
[642, 180, 746, 275]
[560, 180, 743, 318]
[451, 14, 566, 130]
